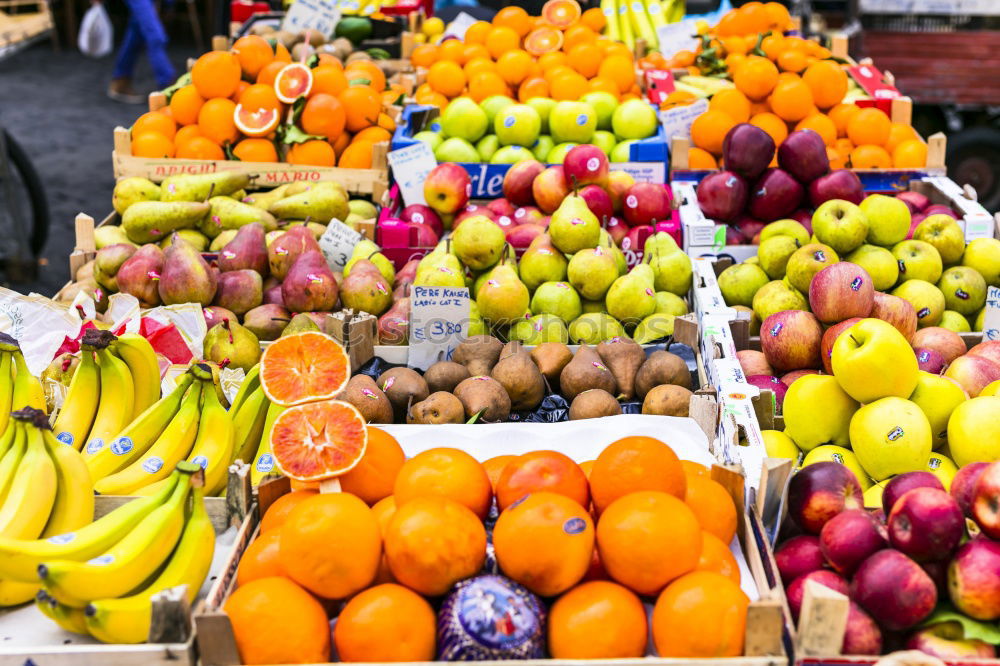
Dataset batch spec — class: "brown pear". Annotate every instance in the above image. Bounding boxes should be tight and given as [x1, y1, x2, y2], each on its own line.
[407, 392, 465, 424]
[559, 344, 617, 401]
[491, 342, 545, 411]
[451, 335, 503, 376]
[530, 342, 573, 386]
[115, 244, 164, 307]
[641, 385, 693, 417]
[377, 367, 429, 421]
[267, 226, 321, 280]
[213, 269, 263, 316]
[569, 389, 622, 420]
[242, 304, 290, 340]
[219, 222, 269, 276]
[340, 259, 392, 316]
[453, 376, 511, 422]
[378, 298, 409, 345]
[342, 374, 394, 424]
[635, 351, 692, 399]
[597, 337, 646, 400]
[158, 235, 218, 306]
[281, 250, 339, 313]
[423, 361, 471, 394]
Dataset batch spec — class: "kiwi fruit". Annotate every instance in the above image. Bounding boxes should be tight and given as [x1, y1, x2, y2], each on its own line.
[530, 342, 573, 386]
[641, 384, 693, 417]
[453, 376, 511, 422]
[423, 361, 471, 394]
[407, 392, 465, 424]
[491, 342, 545, 411]
[342, 374, 393, 424]
[559, 344, 617, 401]
[597, 337, 646, 400]
[568, 389, 622, 420]
[377, 367, 430, 421]
[451, 335, 503, 376]
[635, 351, 692, 399]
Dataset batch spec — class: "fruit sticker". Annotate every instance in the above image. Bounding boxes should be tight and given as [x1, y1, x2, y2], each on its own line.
[192, 455, 209, 469]
[47, 533, 76, 545]
[770, 322, 783, 337]
[851, 277, 863, 291]
[110, 436, 133, 456]
[55, 431, 73, 447]
[142, 456, 164, 474]
[256, 453, 274, 473]
[887, 426, 904, 441]
[87, 554, 115, 566]
[86, 439, 104, 455]
[563, 518, 587, 534]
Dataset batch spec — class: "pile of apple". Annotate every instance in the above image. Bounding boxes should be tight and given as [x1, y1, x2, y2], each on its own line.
[775, 459, 1000, 658]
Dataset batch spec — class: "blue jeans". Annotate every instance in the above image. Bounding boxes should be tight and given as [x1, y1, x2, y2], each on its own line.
[112, 0, 176, 88]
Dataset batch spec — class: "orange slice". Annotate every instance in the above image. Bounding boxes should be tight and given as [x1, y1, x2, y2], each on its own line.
[524, 27, 564, 56]
[233, 104, 280, 137]
[259, 332, 351, 407]
[270, 399, 368, 482]
[274, 63, 313, 104]
[542, 0, 582, 29]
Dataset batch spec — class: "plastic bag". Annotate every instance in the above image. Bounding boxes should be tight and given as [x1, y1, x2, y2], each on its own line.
[78, 2, 114, 58]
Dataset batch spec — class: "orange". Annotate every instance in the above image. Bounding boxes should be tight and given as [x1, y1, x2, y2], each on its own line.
[777, 49, 807, 73]
[836, 137, 855, 158]
[580, 7, 607, 32]
[311, 64, 348, 97]
[316, 53, 342, 67]
[273, 41, 291, 62]
[174, 124, 203, 149]
[538, 51, 568, 72]
[518, 77, 550, 102]
[410, 44, 438, 68]
[684, 476, 738, 543]
[270, 400, 367, 482]
[260, 332, 351, 406]
[238, 83, 282, 114]
[384, 496, 487, 596]
[687, 148, 717, 169]
[260, 489, 318, 533]
[232, 35, 273, 78]
[338, 426, 404, 505]
[893, 138, 928, 168]
[760, 33, 785, 60]
[550, 72, 589, 101]
[256, 60, 286, 86]
[827, 103, 859, 138]
[886, 122, 919, 153]
[483, 455, 515, 491]
[671, 49, 696, 67]
[589, 77, 620, 97]
[394, 447, 492, 519]
[847, 107, 891, 146]
[494, 492, 594, 596]
[344, 61, 386, 93]
[802, 60, 848, 109]
[543, 65, 573, 84]
[371, 496, 397, 584]
[175, 136, 223, 159]
[300, 93, 346, 140]
[131, 132, 174, 158]
[681, 460, 710, 480]
[828, 146, 846, 169]
[438, 38, 467, 64]
[464, 57, 497, 79]
[464, 21, 492, 45]
[427, 60, 466, 98]
[236, 532, 284, 586]
[352, 126, 392, 145]
[708, 89, 751, 123]
[133, 111, 176, 140]
[542, 0, 581, 28]
[548, 581, 647, 658]
[287, 139, 336, 166]
[486, 26, 521, 60]
[493, 6, 532, 37]
[334, 584, 436, 662]
[721, 36, 748, 56]
[734, 55, 778, 101]
[769, 78, 814, 122]
[232, 138, 278, 162]
[597, 54, 635, 94]
[590, 436, 687, 513]
[567, 43, 602, 79]
[225, 577, 330, 665]
[690, 110, 737, 156]
[795, 113, 837, 146]
[850, 144, 892, 168]
[696, 531, 740, 583]
[339, 140, 374, 168]
[197, 97, 239, 145]
[765, 1, 792, 30]
[191, 50, 241, 99]
[497, 49, 533, 86]
[414, 90, 449, 109]
[597, 491, 702, 595]
[331, 131, 351, 158]
[168, 85, 204, 126]
[562, 24, 596, 51]
[496, 450, 589, 511]
[652, 571, 749, 657]
[279, 493, 381, 599]
[469, 71, 509, 102]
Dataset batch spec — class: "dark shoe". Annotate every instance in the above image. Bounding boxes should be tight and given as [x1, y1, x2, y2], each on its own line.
[107, 78, 144, 104]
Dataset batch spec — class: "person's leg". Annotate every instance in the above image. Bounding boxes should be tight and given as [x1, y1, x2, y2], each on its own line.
[128, 0, 177, 87]
[109, 11, 145, 103]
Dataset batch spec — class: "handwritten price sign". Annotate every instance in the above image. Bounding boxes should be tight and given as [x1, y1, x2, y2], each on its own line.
[408, 286, 470, 370]
[984, 286, 1000, 341]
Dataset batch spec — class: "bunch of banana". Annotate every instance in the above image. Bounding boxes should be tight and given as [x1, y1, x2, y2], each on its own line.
[90, 362, 234, 497]
[0, 333, 47, 441]
[226, 363, 288, 487]
[674, 75, 738, 98]
[602, 0, 684, 50]
[9, 463, 216, 644]
[0, 407, 94, 606]
[52, 328, 159, 454]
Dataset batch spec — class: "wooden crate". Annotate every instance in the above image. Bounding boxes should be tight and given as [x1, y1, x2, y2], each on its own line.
[0, 0, 52, 55]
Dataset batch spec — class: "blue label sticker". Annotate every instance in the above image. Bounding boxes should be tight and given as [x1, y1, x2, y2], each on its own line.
[576, 114, 588, 125]
[563, 517, 587, 534]
[55, 431, 74, 447]
[957, 289, 970, 300]
[850, 277, 863, 291]
[110, 437, 133, 456]
[814, 250, 826, 262]
[87, 554, 115, 566]
[47, 532, 75, 545]
[192, 455, 209, 469]
[917, 307, 930, 318]
[770, 322, 783, 337]
[504, 116, 515, 128]
[898, 259, 906, 273]
[918, 351, 929, 362]
[256, 453, 274, 472]
[86, 438, 104, 455]
[142, 456, 164, 474]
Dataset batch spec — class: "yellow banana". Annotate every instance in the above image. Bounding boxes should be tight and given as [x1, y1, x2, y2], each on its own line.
[0, 423, 25, 507]
[186, 384, 233, 496]
[83, 347, 135, 458]
[231, 387, 268, 465]
[645, 0, 667, 30]
[251, 400, 285, 486]
[618, 1, 635, 50]
[11, 350, 46, 412]
[94, 384, 203, 496]
[112, 334, 161, 420]
[0, 579, 42, 605]
[85, 373, 195, 481]
[0, 421, 19, 474]
[0, 474, 178, 582]
[36, 591, 90, 634]
[229, 363, 260, 415]
[628, 0, 658, 47]
[52, 347, 100, 452]
[84, 488, 215, 644]
[0, 417, 56, 539]
[39, 465, 195, 605]
[41, 428, 95, 537]
[601, 0, 620, 41]
[0, 353, 14, 437]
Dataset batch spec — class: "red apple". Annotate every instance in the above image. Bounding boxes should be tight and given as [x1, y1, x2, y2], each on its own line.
[945, 355, 1000, 397]
[513, 206, 544, 226]
[911, 327, 967, 364]
[563, 144, 609, 188]
[952, 462, 989, 518]
[921, 559, 949, 598]
[973, 460, 1000, 539]
[821, 317, 863, 374]
[809, 170, 865, 207]
[737, 349, 773, 377]
[453, 204, 497, 228]
[760, 310, 823, 372]
[606, 170, 635, 213]
[791, 208, 813, 234]
[819, 509, 887, 575]
[400, 204, 443, 237]
[882, 471, 945, 515]
[775, 534, 825, 584]
[809, 263, 875, 324]
[726, 226, 747, 245]
[408, 222, 439, 247]
[914, 348, 947, 374]
[786, 569, 849, 621]
[968, 340, 1000, 368]
[906, 215, 924, 239]
[734, 215, 766, 242]
[906, 622, 996, 659]
[851, 549, 937, 630]
[787, 461, 865, 534]
[578, 184, 614, 224]
[896, 191, 931, 214]
[505, 224, 545, 250]
[624, 182, 672, 227]
[696, 170, 748, 222]
[502, 159, 545, 206]
[532, 166, 570, 214]
[843, 602, 883, 656]
[925, 204, 959, 218]
[605, 216, 628, 246]
[746, 375, 787, 410]
[424, 163, 471, 215]
[778, 129, 830, 184]
[723, 123, 775, 180]
[487, 198, 516, 218]
[782, 369, 822, 386]
[948, 537, 1000, 620]
[887, 487, 963, 561]
[749, 168, 805, 221]
[871, 291, 917, 341]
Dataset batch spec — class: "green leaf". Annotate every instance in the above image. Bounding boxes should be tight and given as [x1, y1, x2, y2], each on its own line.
[159, 72, 192, 102]
[277, 123, 325, 145]
[348, 77, 373, 87]
[466, 410, 482, 425]
[919, 605, 1000, 644]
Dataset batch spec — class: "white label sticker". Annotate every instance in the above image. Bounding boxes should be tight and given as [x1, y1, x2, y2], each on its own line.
[388, 141, 438, 208]
[319, 218, 364, 272]
[407, 286, 470, 371]
[984, 286, 1000, 341]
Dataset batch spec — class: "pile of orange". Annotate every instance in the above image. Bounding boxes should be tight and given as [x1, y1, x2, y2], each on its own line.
[226, 434, 749, 664]
[129, 35, 405, 168]
[408, 1, 648, 109]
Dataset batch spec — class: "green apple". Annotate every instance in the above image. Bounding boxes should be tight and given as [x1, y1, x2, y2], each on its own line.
[762, 430, 800, 461]
[434, 137, 480, 163]
[413, 130, 443, 151]
[490, 145, 535, 164]
[949, 396, 1000, 466]
[546, 142, 578, 164]
[892, 279, 946, 327]
[480, 95, 515, 125]
[476, 135, 500, 161]
[581, 91, 618, 131]
[550, 101, 596, 144]
[831, 318, 919, 403]
[654, 291, 688, 316]
[812, 200, 868, 254]
[925, 452, 958, 490]
[892, 239, 943, 283]
[974, 306, 986, 332]
[494, 103, 541, 147]
[783, 375, 859, 451]
[758, 235, 801, 279]
[962, 237, 1000, 286]
[752, 279, 808, 322]
[525, 97, 556, 133]
[530, 281, 582, 323]
[531, 135, 555, 162]
[914, 214, 966, 265]
[441, 96, 489, 143]
[846, 244, 899, 291]
[718, 263, 769, 307]
[849, 396, 932, 481]
[591, 130, 618, 156]
[611, 98, 658, 140]
[802, 445, 872, 490]
[940, 310, 972, 332]
[938, 265, 987, 315]
[610, 140, 636, 163]
[860, 194, 910, 247]
[908, 370, 967, 450]
[785, 243, 839, 293]
[760, 219, 810, 246]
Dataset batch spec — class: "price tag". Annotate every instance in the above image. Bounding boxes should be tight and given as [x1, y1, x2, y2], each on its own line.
[609, 161, 665, 184]
[318, 218, 363, 272]
[847, 64, 900, 99]
[655, 19, 699, 58]
[984, 286, 1000, 342]
[444, 12, 478, 40]
[660, 98, 709, 144]
[407, 286, 470, 370]
[281, 0, 341, 37]
[387, 141, 438, 207]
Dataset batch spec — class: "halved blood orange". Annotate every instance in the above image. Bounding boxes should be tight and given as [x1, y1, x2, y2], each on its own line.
[234, 104, 280, 137]
[524, 27, 564, 56]
[259, 332, 351, 407]
[542, 0, 582, 28]
[274, 63, 314, 104]
[270, 399, 368, 482]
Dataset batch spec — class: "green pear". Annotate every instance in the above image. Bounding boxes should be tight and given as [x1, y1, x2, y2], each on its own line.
[648, 249, 693, 295]
[518, 234, 568, 290]
[199, 196, 277, 238]
[269, 182, 349, 222]
[160, 229, 210, 252]
[568, 313, 625, 344]
[468, 301, 488, 336]
[241, 185, 288, 210]
[94, 225, 135, 249]
[599, 230, 627, 275]
[121, 201, 210, 244]
[209, 229, 238, 252]
[643, 231, 679, 256]
[606, 264, 656, 326]
[568, 247, 618, 300]
[655, 292, 688, 316]
[549, 194, 600, 254]
[530, 281, 582, 323]
[633, 313, 676, 344]
[581, 299, 605, 313]
[453, 215, 506, 270]
[509, 314, 569, 344]
[414, 263, 466, 288]
[160, 172, 250, 201]
[476, 264, 529, 325]
[113, 177, 160, 215]
[348, 199, 378, 219]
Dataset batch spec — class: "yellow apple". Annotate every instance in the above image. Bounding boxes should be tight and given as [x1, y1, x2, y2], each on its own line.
[908, 371, 968, 450]
[925, 452, 958, 490]
[762, 430, 800, 462]
[948, 396, 1000, 467]
[802, 444, 873, 490]
[849, 396, 933, 481]
[784, 375, 859, 451]
[982, 380, 1000, 397]
[863, 480, 887, 509]
[832, 318, 919, 403]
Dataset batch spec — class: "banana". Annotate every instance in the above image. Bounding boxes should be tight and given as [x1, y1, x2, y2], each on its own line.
[251, 400, 285, 486]
[39, 465, 195, 605]
[37, 592, 90, 634]
[85, 373, 195, 482]
[186, 383, 234, 496]
[12, 350, 46, 412]
[618, 0, 635, 50]
[0, 423, 26, 507]
[231, 387, 268, 465]
[84, 488, 215, 644]
[82, 347, 135, 458]
[0, 475, 178, 582]
[628, 0, 658, 47]
[0, 420, 20, 482]
[0, 353, 14, 437]
[601, 0, 620, 41]
[93, 383, 203, 496]
[0, 579, 42, 605]
[229, 363, 260, 415]
[645, 0, 667, 30]
[41, 429, 95, 537]
[0, 419, 56, 539]
[112, 334, 161, 420]
[52, 347, 100, 452]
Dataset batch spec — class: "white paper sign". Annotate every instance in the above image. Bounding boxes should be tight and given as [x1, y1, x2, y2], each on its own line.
[656, 18, 699, 58]
[660, 97, 709, 144]
[445, 12, 479, 40]
[319, 218, 364, 272]
[407, 286, 470, 370]
[388, 142, 438, 207]
[281, 0, 341, 37]
[0, 288, 80, 376]
[983, 286, 1000, 342]
[610, 162, 666, 184]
